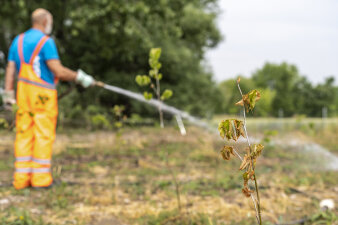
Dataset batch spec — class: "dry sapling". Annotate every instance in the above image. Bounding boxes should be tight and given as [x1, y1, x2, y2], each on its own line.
[218, 77, 263, 225]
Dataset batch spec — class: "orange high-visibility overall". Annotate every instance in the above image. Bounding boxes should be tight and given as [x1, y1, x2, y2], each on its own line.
[14, 33, 58, 189]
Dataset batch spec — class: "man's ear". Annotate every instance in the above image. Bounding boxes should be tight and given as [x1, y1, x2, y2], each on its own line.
[42, 17, 48, 27]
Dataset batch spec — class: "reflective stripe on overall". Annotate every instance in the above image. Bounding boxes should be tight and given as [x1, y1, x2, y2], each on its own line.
[13, 33, 58, 189]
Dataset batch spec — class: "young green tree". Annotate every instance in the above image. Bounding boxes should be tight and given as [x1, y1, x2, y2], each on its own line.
[137, 49, 182, 213]
[218, 78, 264, 225]
[136, 48, 173, 128]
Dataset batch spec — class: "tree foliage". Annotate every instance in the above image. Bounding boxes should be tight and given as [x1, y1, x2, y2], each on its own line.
[219, 62, 338, 117]
[252, 62, 299, 117]
[0, 0, 222, 117]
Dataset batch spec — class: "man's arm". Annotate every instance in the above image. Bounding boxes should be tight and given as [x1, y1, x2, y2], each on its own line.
[46, 59, 77, 81]
[46, 59, 95, 88]
[3, 61, 17, 108]
[4, 61, 16, 91]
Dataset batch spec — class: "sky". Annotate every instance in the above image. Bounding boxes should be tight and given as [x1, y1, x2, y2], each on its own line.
[207, 0, 338, 84]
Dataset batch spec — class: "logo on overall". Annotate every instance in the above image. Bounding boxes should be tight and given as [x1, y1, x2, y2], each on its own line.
[33, 56, 41, 78]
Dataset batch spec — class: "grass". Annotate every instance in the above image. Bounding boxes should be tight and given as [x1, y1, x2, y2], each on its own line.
[0, 123, 337, 224]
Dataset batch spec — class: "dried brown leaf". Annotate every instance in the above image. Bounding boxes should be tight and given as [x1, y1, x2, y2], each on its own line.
[235, 90, 261, 112]
[235, 99, 244, 106]
[234, 120, 245, 138]
[251, 144, 264, 159]
[239, 154, 250, 170]
[220, 146, 234, 160]
[242, 187, 254, 198]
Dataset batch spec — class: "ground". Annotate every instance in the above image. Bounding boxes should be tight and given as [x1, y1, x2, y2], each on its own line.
[0, 118, 337, 225]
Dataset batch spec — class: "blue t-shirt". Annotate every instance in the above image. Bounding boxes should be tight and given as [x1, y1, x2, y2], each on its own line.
[8, 28, 59, 85]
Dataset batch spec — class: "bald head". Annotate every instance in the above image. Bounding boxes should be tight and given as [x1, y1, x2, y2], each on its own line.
[31, 8, 53, 35]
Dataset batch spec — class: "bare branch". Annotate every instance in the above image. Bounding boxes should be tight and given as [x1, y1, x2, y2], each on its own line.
[233, 147, 259, 224]
[251, 194, 260, 224]
[233, 148, 243, 161]
[236, 80, 251, 147]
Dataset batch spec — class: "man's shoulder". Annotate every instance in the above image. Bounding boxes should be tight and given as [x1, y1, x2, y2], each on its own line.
[10, 29, 40, 47]
[41, 36, 59, 60]
[12, 28, 35, 43]
[10, 35, 20, 47]
[45, 36, 56, 45]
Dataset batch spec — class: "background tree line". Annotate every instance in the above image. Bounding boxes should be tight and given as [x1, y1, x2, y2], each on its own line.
[219, 62, 338, 117]
[0, 0, 337, 122]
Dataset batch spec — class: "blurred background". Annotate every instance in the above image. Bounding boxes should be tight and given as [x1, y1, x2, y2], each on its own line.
[0, 0, 337, 224]
[0, 0, 337, 120]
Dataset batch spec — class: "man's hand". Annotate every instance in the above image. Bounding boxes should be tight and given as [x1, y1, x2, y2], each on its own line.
[76, 69, 95, 88]
[2, 90, 16, 110]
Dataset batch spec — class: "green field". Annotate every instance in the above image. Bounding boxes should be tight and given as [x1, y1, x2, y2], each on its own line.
[0, 119, 337, 224]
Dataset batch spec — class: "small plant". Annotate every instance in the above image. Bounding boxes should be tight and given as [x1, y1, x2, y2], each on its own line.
[111, 105, 127, 129]
[136, 48, 173, 128]
[0, 118, 9, 129]
[163, 151, 182, 213]
[86, 105, 111, 130]
[0, 208, 47, 225]
[307, 210, 337, 224]
[90, 114, 111, 130]
[218, 77, 263, 225]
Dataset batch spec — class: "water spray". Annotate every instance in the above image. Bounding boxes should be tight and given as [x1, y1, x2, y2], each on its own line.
[95, 81, 212, 133]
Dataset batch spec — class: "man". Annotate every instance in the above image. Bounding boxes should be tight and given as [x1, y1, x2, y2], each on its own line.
[3, 8, 95, 189]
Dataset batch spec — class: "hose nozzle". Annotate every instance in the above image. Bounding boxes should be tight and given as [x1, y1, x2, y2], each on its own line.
[95, 81, 105, 87]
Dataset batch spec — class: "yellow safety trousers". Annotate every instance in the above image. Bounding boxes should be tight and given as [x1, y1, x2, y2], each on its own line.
[13, 34, 58, 189]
